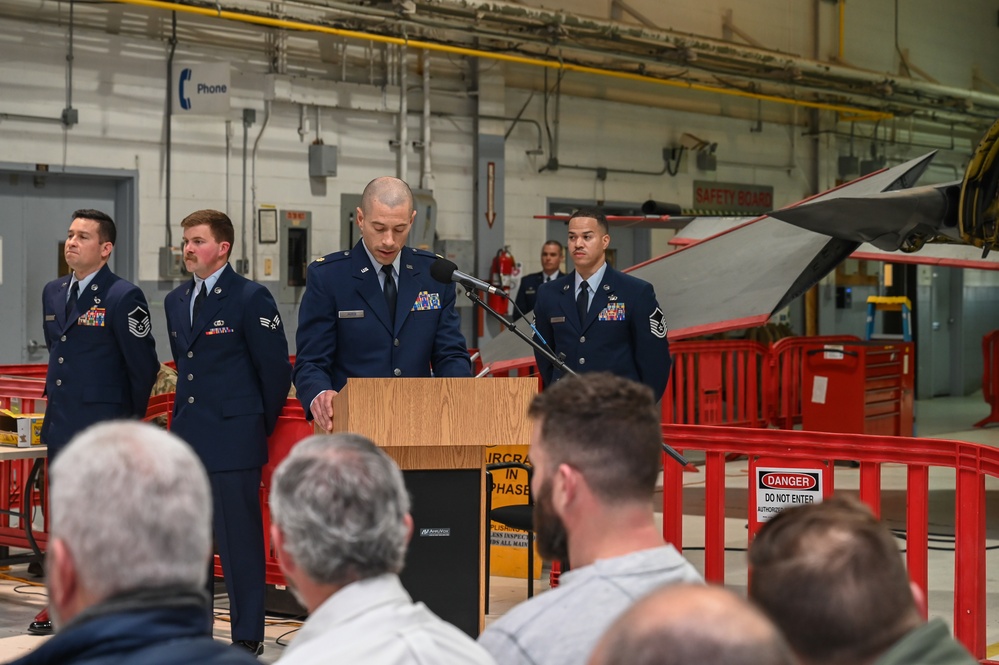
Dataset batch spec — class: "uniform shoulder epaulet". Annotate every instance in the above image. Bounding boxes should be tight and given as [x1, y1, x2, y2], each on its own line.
[409, 246, 438, 260]
[312, 250, 350, 265]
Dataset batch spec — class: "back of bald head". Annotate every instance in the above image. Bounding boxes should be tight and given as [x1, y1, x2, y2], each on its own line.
[589, 583, 794, 665]
[360, 176, 414, 214]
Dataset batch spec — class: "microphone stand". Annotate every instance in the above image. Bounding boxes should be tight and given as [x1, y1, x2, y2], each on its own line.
[460, 283, 688, 468]
[459, 285, 577, 380]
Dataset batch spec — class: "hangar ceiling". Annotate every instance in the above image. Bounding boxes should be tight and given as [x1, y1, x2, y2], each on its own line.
[2, 0, 998, 144]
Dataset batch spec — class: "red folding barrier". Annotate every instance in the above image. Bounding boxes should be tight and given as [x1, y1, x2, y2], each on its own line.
[975, 330, 999, 428]
[769, 335, 860, 429]
[661, 424, 998, 662]
[0, 375, 48, 556]
[662, 340, 769, 428]
[0, 364, 48, 378]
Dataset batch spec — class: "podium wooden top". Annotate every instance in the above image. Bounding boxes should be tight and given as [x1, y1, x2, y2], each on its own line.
[332, 377, 535, 451]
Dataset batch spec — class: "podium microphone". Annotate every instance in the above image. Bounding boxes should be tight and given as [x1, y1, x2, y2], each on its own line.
[430, 258, 508, 298]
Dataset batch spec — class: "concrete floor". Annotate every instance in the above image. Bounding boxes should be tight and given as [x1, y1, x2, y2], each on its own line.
[0, 394, 996, 662]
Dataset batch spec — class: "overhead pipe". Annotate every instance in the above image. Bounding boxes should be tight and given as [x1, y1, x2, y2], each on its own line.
[164, 11, 177, 247]
[420, 49, 432, 190]
[397, 44, 407, 182]
[250, 101, 270, 280]
[429, 0, 999, 114]
[104, 0, 895, 122]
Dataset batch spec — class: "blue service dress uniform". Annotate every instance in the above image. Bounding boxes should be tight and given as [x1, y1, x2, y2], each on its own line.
[532, 266, 672, 401]
[293, 241, 471, 417]
[164, 264, 292, 643]
[513, 271, 564, 320]
[40, 264, 159, 460]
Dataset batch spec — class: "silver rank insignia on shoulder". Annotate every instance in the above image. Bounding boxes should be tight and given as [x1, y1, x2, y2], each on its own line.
[361, 267, 369, 273]
[128, 306, 151, 338]
[649, 307, 668, 339]
[316, 256, 325, 262]
[259, 314, 280, 330]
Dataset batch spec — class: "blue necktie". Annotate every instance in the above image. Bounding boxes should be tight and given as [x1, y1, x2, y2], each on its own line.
[577, 281, 589, 324]
[65, 281, 79, 318]
[382, 265, 397, 325]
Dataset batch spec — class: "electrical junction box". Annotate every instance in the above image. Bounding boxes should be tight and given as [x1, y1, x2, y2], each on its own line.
[159, 246, 189, 279]
[309, 143, 337, 177]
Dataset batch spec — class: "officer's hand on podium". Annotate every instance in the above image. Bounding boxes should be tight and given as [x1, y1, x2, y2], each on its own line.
[310, 389, 338, 432]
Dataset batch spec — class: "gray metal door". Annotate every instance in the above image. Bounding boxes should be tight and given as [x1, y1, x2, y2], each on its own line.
[927, 267, 954, 397]
[0, 174, 118, 364]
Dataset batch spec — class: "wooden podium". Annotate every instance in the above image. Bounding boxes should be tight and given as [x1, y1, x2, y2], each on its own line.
[330, 377, 536, 635]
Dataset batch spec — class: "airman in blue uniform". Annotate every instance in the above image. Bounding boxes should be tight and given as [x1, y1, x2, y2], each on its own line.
[164, 210, 291, 658]
[40, 209, 159, 460]
[294, 177, 470, 431]
[532, 209, 672, 402]
[33, 209, 160, 636]
[513, 240, 565, 320]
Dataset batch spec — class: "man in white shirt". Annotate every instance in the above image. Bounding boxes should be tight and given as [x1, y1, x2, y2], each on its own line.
[270, 433, 496, 665]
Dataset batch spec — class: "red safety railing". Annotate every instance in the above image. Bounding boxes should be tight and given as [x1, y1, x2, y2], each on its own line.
[481, 357, 544, 392]
[661, 424, 997, 662]
[0, 375, 48, 554]
[0, 364, 48, 378]
[975, 331, 999, 428]
[662, 340, 769, 427]
[768, 335, 861, 429]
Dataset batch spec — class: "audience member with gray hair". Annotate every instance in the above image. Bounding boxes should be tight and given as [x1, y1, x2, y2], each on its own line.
[9, 421, 258, 665]
[588, 583, 796, 665]
[270, 433, 496, 665]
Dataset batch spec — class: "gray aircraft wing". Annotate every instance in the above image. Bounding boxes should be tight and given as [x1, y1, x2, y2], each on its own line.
[479, 153, 937, 369]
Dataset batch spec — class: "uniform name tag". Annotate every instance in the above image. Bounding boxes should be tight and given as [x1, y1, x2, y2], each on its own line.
[551, 316, 566, 324]
[339, 310, 365, 319]
[45, 315, 56, 322]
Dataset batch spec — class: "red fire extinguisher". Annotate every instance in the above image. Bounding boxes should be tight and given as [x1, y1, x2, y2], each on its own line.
[489, 246, 515, 312]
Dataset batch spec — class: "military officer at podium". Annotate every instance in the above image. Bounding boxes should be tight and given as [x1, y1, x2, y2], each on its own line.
[294, 176, 471, 432]
[532, 208, 672, 402]
[164, 209, 291, 658]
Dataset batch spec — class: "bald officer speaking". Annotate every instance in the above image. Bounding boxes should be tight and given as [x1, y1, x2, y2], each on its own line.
[293, 176, 471, 431]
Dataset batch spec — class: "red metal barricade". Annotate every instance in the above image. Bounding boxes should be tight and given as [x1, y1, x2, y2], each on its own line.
[769, 335, 860, 429]
[975, 330, 999, 428]
[662, 340, 769, 428]
[0, 374, 48, 555]
[0, 364, 48, 379]
[482, 357, 543, 392]
[661, 424, 998, 662]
